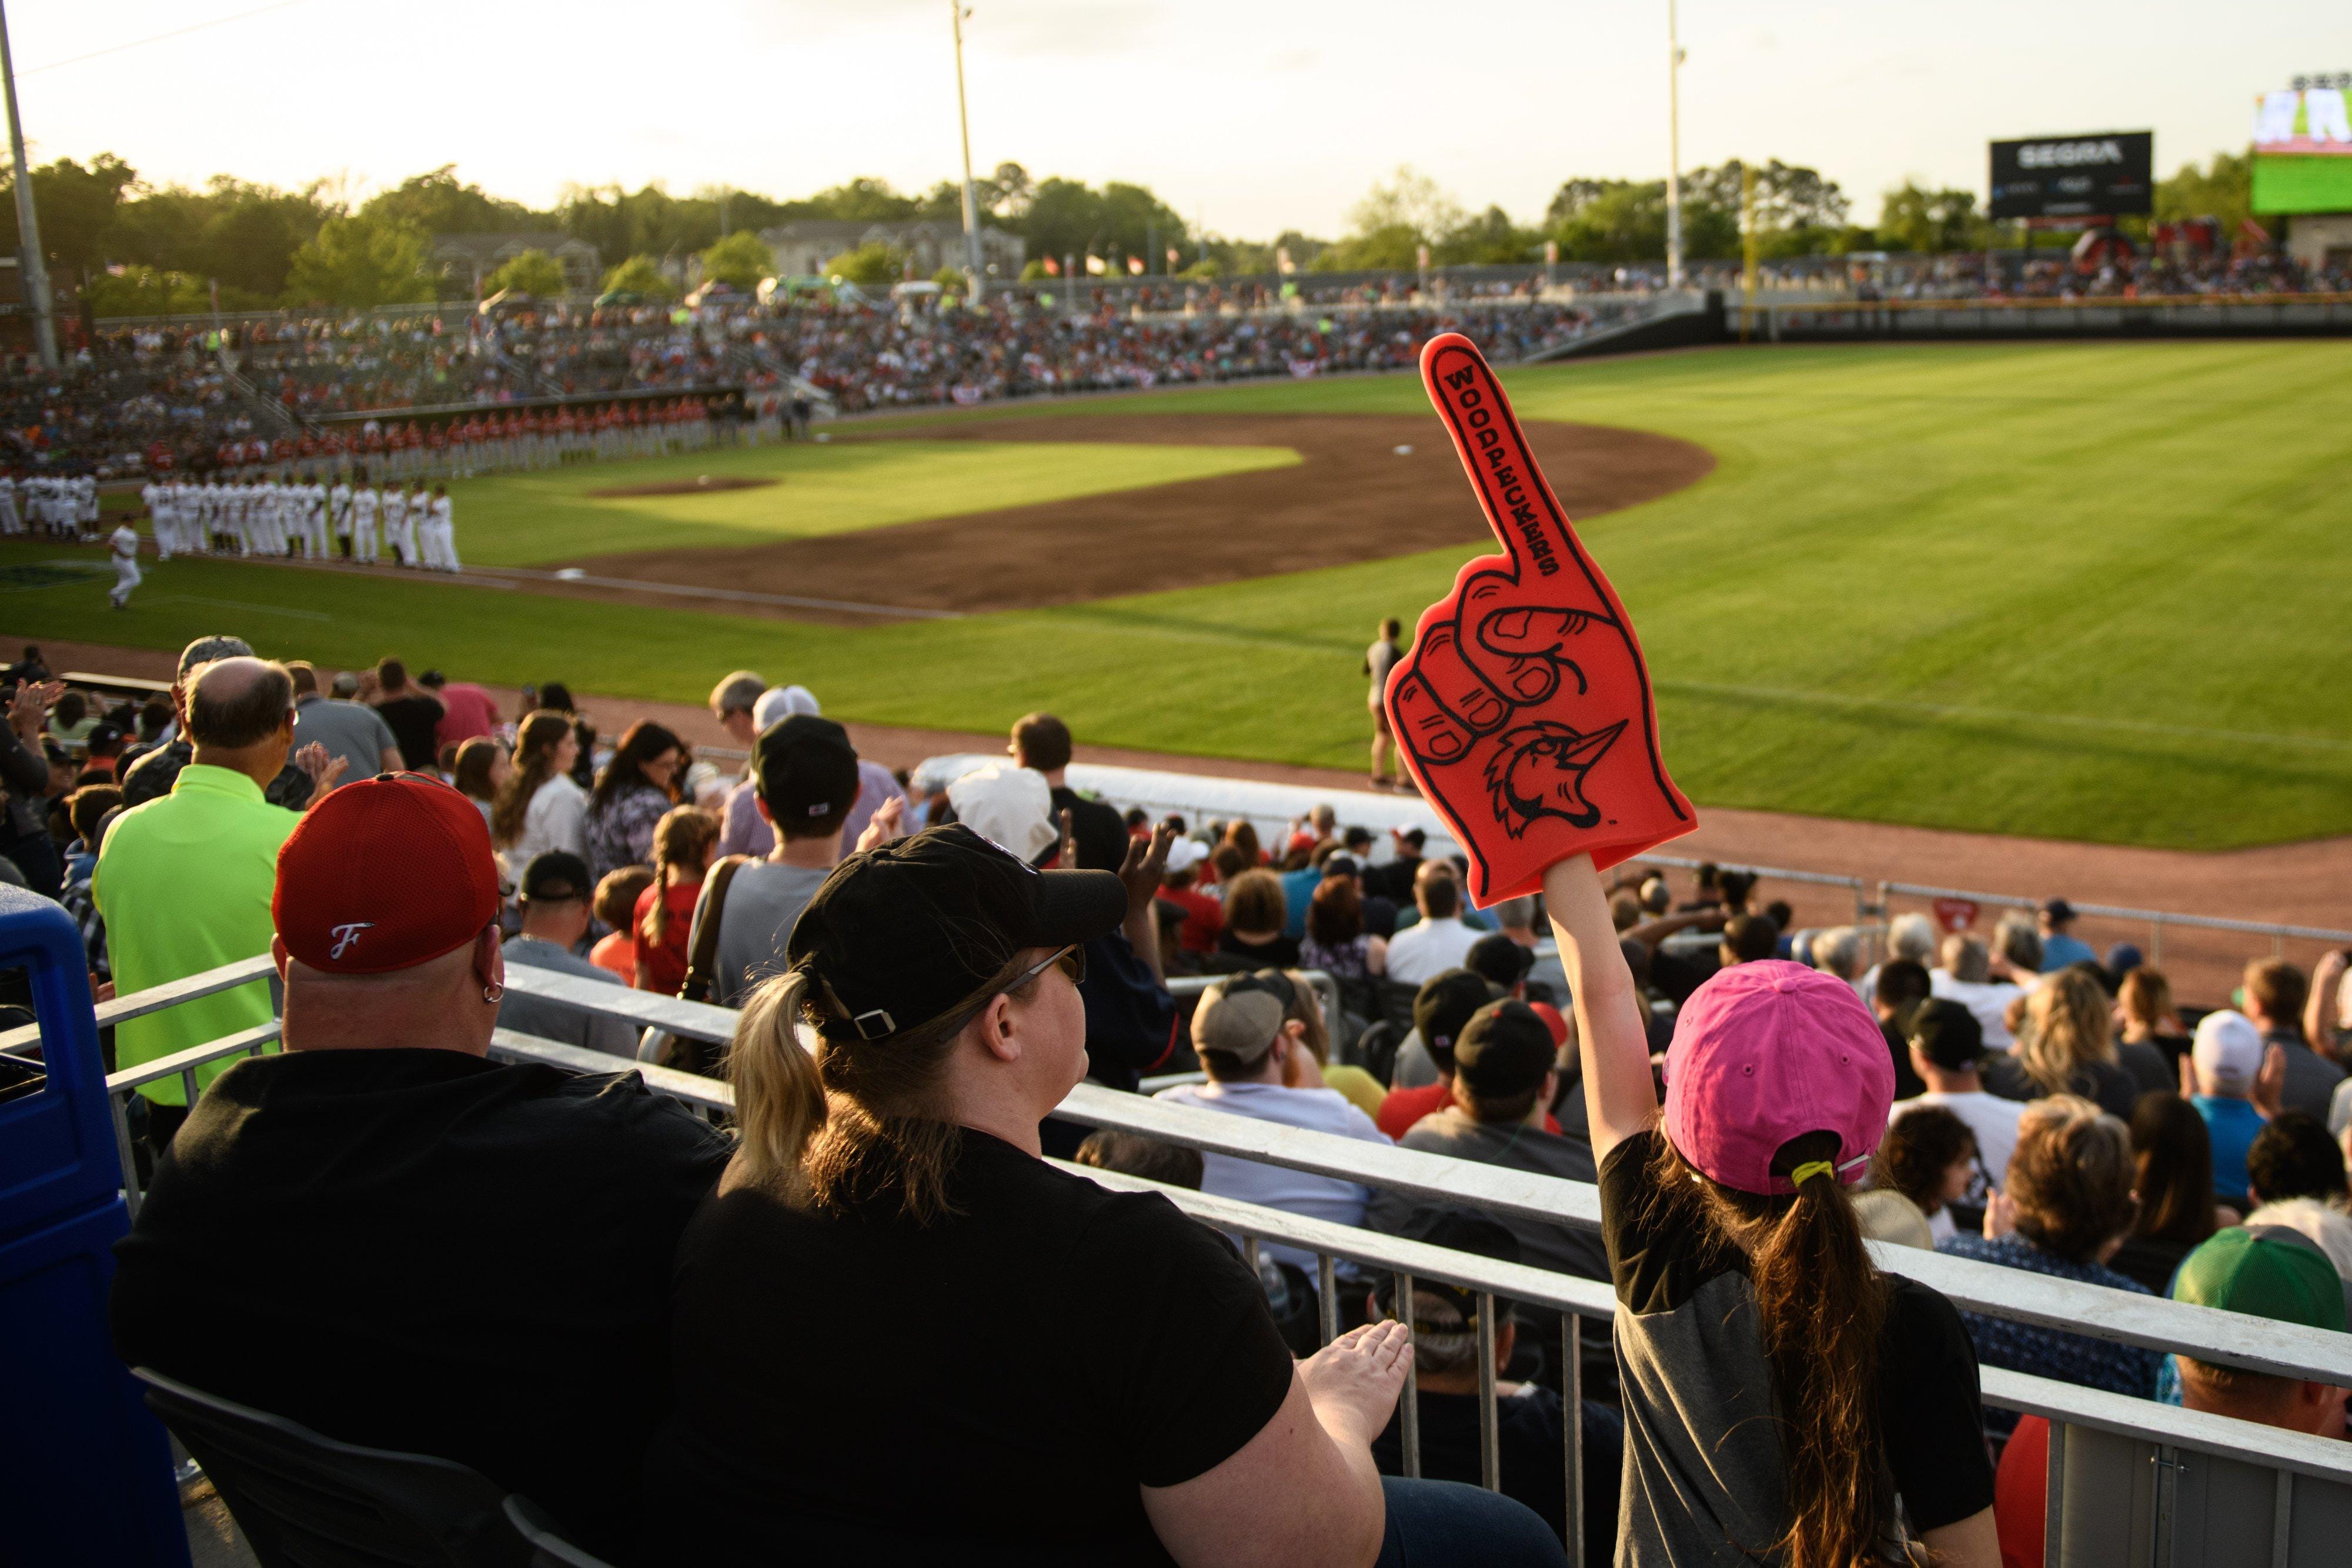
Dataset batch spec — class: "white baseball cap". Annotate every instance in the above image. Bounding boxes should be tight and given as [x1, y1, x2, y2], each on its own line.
[752, 683, 822, 732]
[2192, 1009, 2264, 1096]
[946, 764, 1056, 865]
[1163, 837, 1208, 875]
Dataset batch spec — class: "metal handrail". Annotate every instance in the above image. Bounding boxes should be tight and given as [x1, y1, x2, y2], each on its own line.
[1879, 881, 2352, 947]
[83, 962, 2352, 1386]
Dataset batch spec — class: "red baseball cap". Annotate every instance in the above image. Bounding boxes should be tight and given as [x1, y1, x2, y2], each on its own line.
[1662, 959, 1893, 1197]
[274, 775, 501, 974]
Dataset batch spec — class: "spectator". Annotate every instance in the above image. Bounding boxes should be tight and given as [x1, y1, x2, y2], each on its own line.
[2307, 950, 2351, 1070]
[1365, 617, 1404, 790]
[1491, 894, 1569, 998]
[1011, 711, 1125, 873]
[1995, 1226, 2348, 1568]
[1387, 862, 1480, 985]
[1326, 847, 1401, 939]
[1073, 1128, 1204, 1188]
[1938, 1096, 2162, 1426]
[2117, 966, 2193, 1076]
[589, 866, 654, 982]
[534, 680, 597, 791]
[1368, 999, 1609, 1282]
[81, 721, 125, 781]
[2243, 959, 2343, 1121]
[496, 851, 640, 1058]
[121, 636, 312, 814]
[492, 711, 590, 871]
[1856, 911, 1938, 1012]
[2246, 1111, 2347, 1209]
[707, 670, 766, 751]
[416, 667, 500, 750]
[2242, 1199, 2352, 1287]
[286, 660, 401, 787]
[1155, 837, 1224, 955]
[451, 737, 510, 834]
[716, 692, 904, 858]
[2109, 1093, 2217, 1295]
[1989, 913, 2044, 988]
[633, 805, 719, 997]
[45, 690, 96, 750]
[1271, 965, 1387, 1122]
[1363, 825, 1425, 904]
[2036, 898, 2096, 971]
[1217, 867, 1302, 969]
[644, 823, 1559, 1563]
[111, 776, 730, 1561]
[1154, 976, 1392, 1271]
[2189, 1009, 2272, 1208]
[61, 782, 121, 886]
[1717, 912, 1779, 967]
[95, 657, 339, 1151]
[369, 657, 446, 771]
[1538, 851, 1998, 1568]
[1856, 1105, 1976, 1246]
[1, 674, 61, 895]
[1810, 924, 1865, 998]
[1377, 970, 1499, 1138]
[687, 715, 866, 1008]
[1932, 934, 2024, 1051]
[1986, 967, 2141, 1119]
[1872, 957, 1934, 1101]
[1364, 1212, 1623, 1563]
[1301, 873, 1386, 981]
[582, 720, 682, 882]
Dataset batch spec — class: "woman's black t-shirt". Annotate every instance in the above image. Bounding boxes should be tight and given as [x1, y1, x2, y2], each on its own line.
[642, 1130, 1297, 1566]
[1599, 1130, 1995, 1564]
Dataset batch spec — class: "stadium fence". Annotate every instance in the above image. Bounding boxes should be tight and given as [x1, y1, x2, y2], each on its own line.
[24, 955, 2352, 1566]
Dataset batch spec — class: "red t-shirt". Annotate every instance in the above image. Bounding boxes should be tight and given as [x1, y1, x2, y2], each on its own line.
[632, 880, 703, 997]
[589, 931, 636, 985]
[432, 683, 502, 749]
[1993, 1415, 2047, 1568]
[1376, 1081, 1563, 1141]
[1158, 885, 1224, 954]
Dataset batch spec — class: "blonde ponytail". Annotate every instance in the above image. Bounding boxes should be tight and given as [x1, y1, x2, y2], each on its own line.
[724, 971, 826, 1199]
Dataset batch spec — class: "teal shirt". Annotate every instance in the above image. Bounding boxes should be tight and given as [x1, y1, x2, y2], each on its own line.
[93, 763, 296, 1104]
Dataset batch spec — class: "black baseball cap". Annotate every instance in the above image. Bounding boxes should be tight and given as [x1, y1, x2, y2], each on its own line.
[1371, 1210, 1521, 1328]
[520, 850, 592, 904]
[1907, 998, 1985, 1071]
[754, 714, 860, 823]
[787, 824, 1125, 1043]
[1466, 932, 1534, 990]
[1414, 968, 1498, 1069]
[2042, 897, 2077, 923]
[1451, 999, 1556, 1101]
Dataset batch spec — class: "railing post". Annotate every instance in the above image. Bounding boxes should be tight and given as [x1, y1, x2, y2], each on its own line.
[1317, 1252, 1339, 1347]
[1476, 1291, 1499, 1493]
[108, 1091, 142, 1219]
[1565, 1313, 1583, 1561]
[1398, 1272, 1421, 1480]
[2043, 1419, 2065, 1567]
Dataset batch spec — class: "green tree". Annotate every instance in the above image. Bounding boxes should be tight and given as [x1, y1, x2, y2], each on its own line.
[823, 241, 908, 284]
[0, 153, 141, 281]
[1348, 165, 1465, 243]
[599, 254, 677, 299]
[2156, 151, 2252, 235]
[1875, 182, 1984, 253]
[1013, 176, 1188, 274]
[285, 213, 437, 306]
[931, 266, 967, 294]
[485, 248, 567, 296]
[82, 265, 211, 317]
[105, 175, 331, 301]
[359, 165, 538, 236]
[1553, 182, 1669, 262]
[1436, 205, 1536, 265]
[557, 183, 719, 267]
[804, 176, 917, 221]
[1311, 223, 1423, 271]
[700, 230, 774, 289]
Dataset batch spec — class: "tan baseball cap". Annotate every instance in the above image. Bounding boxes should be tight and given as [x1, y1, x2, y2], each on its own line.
[1191, 984, 1286, 1064]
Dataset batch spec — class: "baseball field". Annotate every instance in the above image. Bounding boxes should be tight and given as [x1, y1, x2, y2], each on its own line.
[5, 339, 2347, 851]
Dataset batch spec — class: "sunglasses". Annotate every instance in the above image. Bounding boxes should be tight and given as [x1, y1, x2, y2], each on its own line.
[855, 942, 1086, 1043]
[1004, 943, 1087, 992]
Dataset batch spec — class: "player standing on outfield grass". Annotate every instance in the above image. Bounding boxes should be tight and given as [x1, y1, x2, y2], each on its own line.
[381, 483, 410, 566]
[302, 472, 330, 559]
[407, 482, 433, 565]
[352, 476, 381, 564]
[107, 515, 142, 610]
[1364, 616, 1404, 791]
[330, 472, 354, 559]
[425, 484, 460, 573]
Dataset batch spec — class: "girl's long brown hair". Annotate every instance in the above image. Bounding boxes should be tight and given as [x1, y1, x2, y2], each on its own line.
[489, 710, 571, 848]
[1648, 1132, 1891, 1568]
[640, 805, 720, 947]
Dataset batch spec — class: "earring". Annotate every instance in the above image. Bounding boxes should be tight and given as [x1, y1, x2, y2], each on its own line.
[483, 983, 504, 1003]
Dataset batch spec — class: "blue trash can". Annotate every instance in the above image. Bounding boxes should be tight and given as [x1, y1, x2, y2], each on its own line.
[0, 884, 191, 1567]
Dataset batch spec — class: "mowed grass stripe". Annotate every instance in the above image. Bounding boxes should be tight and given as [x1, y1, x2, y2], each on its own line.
[440, 439, 1300, 567]
[19, 340, 2351, 850]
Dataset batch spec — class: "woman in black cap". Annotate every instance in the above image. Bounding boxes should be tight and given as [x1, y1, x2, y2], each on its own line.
[643, 824, 1566, 1567]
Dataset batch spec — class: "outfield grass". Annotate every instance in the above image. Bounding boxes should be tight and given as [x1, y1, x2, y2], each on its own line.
[440, 438, 1299, 566]
[14, 339, 2351, 850]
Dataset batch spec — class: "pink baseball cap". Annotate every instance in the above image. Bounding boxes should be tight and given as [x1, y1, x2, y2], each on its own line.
[1663, 959, 1895, 1196]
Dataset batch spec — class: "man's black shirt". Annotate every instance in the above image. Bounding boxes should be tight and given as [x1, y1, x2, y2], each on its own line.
[111, 1048, 729, 1561]
[373, 692, 446, 771]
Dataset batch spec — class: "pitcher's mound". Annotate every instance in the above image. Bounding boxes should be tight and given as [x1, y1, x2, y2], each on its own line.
[589, 475, 779, 498]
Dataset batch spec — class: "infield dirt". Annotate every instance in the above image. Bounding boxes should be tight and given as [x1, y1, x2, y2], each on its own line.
[570, 413, 1713, 617]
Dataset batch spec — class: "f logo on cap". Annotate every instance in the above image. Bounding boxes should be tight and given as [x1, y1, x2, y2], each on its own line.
[329, 921, 376, 959]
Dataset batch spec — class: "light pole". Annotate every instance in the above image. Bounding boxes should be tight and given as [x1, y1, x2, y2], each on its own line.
[0, 0, 56, 367]
[950, 1, 985, 300]
[1664, 0, 1685, 290]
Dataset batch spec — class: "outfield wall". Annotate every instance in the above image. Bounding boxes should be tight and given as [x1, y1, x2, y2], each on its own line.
[1737, 294, 2352, 343]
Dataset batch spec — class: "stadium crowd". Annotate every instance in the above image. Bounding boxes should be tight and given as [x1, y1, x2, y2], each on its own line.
[4, 635, 2349, 1566]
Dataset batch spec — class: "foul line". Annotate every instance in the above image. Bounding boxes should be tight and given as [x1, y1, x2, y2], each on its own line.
[146, 594, 332, 623]
[1662, 679, 2352, 754]
[460, 565, 963, 620]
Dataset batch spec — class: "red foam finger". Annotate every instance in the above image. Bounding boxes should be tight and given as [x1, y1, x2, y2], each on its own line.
[1379, 332, 1697, 904]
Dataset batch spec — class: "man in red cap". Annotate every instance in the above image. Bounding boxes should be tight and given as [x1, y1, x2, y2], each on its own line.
[112, 774, 730, 1562]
